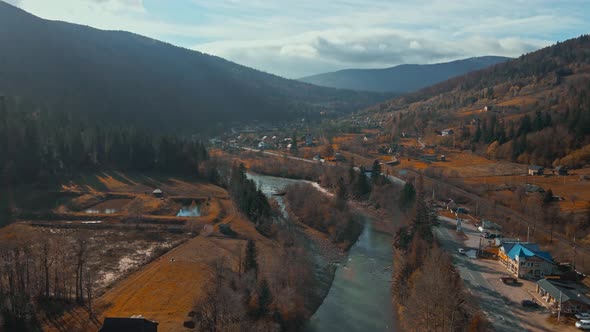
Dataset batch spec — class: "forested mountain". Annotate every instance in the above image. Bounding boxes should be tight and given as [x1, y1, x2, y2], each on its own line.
[0, 98, 208, 187]
[298, 56, 510, 92]
[365, 35, 590, 168]
[0, 2, 389, 133]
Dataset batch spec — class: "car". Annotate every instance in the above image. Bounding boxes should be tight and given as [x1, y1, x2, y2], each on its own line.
[576, 313, 590, 320]
[500, 275, 517, 284]
[458, 248, 466, 255]
[576, 320, 590, 330]
[521, 299, 539, 308]
[481, 232, 491, 238]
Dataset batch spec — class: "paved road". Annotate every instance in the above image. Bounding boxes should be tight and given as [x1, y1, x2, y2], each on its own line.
[434, 217, 526, 332]
[238, 146, 318, 164]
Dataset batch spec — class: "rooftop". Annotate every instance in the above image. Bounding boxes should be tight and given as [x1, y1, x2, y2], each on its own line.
[537, 279, 590, 305]
[502, 242, 553, 263]
[99, 317, 158, 332]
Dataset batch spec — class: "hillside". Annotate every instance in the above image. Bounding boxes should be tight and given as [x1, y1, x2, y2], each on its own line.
[358, 35, 590, 168]
[0, 2, 389, 133]
[298, 56, 510, 92]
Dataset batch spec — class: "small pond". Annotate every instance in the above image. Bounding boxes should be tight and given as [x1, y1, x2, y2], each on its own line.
[176, 201, 201, 217]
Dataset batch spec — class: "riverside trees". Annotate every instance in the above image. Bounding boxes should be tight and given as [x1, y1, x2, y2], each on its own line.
[392, 178, 487, 331]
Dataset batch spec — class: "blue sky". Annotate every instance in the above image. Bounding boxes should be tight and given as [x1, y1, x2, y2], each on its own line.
[5, 0, 590, 78]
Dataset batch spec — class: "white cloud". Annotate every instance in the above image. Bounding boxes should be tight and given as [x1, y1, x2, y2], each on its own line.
[6, 0, 590, 78]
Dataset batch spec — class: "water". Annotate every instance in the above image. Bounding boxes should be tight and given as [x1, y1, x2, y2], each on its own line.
[306, 220, 394, 332]
[248, 172, 396, 331]
[176, 201, 201, 217]
[247, 173, 300, 219]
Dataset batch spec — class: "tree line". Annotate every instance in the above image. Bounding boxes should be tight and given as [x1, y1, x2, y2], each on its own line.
[392, 179, 488, 331]
[228, 163, 273, 235]
[0, 96, 208, 186]
[0, 234, 96, 331]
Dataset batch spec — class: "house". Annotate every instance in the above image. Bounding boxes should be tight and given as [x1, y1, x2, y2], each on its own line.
[528, 165, 544, 176]
[554, 166, 568, 176]
[440, 155, 446, 161]
[334, 153, 346, 162]
[536, 279, 590, 314]
[99, 316, 158, 332]
[441, 129, 454, 136]
[499, 242, 554, 279]
[442, 199, 457, 211]
[152, 189, 163, 198]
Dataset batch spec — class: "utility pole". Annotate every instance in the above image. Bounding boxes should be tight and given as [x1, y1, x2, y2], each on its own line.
[558, 291, 562, 321]
[527, 226, 530, 243]
[478, 237, 482, 257]
[573, 236, 577, 271]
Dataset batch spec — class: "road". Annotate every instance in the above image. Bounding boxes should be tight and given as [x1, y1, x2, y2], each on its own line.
[239, 146, 318, 164]
[434, 217, 526, 332]
[435, 216, 577, 332]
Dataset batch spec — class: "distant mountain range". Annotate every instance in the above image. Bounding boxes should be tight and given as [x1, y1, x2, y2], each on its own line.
[298, 56, 511, 93]
[0, 1, 391, 132]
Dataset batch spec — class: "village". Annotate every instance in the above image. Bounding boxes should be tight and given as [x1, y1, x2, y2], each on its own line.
[206, 108, 590, 331]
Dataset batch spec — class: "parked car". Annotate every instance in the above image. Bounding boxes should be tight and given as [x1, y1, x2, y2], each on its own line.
[576, 320, 590, 330]
[521, 300, 539, 308]
[500, 275, 517, 284]
[458, 248, 466, 255]
[576, 313, 590, 320]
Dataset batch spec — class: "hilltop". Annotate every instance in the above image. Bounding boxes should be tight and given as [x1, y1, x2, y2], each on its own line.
[298, 56, 510, 93]
[360, 35, 590, 169]
[0, 1, 389, 133]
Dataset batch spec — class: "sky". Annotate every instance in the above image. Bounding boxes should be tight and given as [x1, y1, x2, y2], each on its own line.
[4, 0, 590, 78]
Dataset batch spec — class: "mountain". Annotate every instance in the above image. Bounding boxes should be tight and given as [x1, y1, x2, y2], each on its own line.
[298, 56, 511, 93]
[0, 2, 390, 132]
[361, 35, 590, 168]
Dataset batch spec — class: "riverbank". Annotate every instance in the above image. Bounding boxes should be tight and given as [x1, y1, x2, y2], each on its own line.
[249, 172, 396, 331]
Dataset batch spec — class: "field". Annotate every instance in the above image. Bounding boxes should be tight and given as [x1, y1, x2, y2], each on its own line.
[0, 172, 260, 331]
[0, 172, 293, 332]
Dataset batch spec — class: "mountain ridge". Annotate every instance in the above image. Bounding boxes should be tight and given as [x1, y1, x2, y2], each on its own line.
[0, 1, 390, 132]
[299, 56, 511, 93]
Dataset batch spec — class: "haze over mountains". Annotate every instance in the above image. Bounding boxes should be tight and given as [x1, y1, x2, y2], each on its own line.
[0, 1, 390, 132]
[299, 56, 511, 93]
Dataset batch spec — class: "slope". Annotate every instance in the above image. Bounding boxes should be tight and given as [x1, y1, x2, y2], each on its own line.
[299, 56, 510, 93]
[0, 1, 389, 132]
[362, 35, 590, 168]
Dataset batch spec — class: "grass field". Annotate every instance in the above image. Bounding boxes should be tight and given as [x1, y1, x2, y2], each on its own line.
[29, 171, 290, 332]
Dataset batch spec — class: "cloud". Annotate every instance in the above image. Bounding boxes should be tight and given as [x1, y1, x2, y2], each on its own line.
[8, 0, 590, 78]
[3, 0, 22, 5]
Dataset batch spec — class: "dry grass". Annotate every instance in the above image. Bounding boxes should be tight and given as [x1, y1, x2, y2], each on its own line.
[495, 96, 539, 107]
[38, 172, 287, 332]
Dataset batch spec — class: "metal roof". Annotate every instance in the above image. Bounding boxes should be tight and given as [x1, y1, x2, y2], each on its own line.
[537, 279, 590, 305]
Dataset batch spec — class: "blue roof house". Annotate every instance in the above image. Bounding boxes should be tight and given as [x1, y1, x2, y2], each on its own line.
[499, 242, 555, 279]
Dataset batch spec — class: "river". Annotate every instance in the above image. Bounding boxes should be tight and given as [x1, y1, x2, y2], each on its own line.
[247, 173, 395, 332]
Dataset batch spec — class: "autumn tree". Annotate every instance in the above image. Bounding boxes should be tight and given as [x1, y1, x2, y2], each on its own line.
[243, 240, 258, 278]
